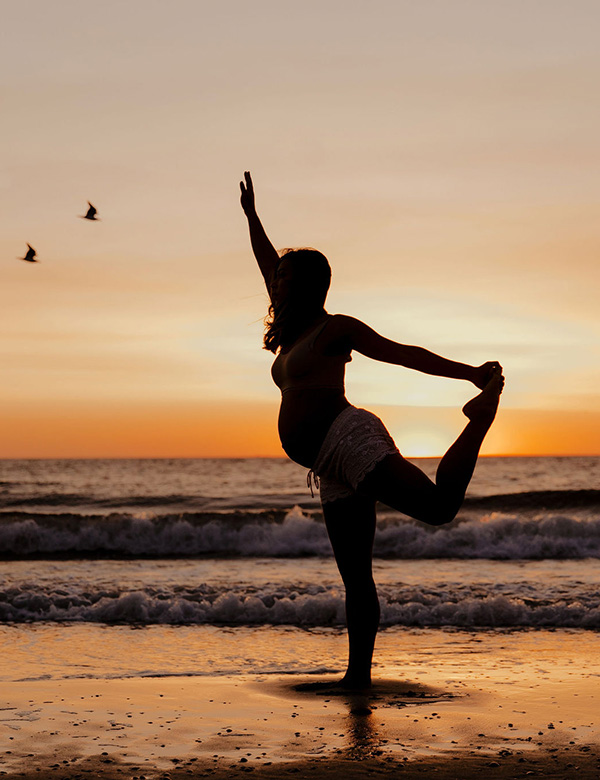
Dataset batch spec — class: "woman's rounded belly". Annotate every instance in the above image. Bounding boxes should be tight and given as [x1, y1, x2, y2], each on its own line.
[277, 389, 350, 468]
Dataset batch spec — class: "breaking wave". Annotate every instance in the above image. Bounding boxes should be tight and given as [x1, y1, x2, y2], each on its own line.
[1, 506, 600, 560]
[1, 580, 598, 628]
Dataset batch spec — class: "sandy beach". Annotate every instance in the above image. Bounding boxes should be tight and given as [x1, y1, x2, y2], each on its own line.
[2, 628, 599, 779]
[3, 458, 600, 778]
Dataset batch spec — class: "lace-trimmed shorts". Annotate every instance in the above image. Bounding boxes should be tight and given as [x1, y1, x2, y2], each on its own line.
[310, 406, 399, 504]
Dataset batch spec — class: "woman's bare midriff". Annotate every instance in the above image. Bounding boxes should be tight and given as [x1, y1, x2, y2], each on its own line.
[278, 388, 350, 469]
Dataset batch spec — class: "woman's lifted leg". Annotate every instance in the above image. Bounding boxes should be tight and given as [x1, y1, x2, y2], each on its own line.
[360, 370, 504, 525]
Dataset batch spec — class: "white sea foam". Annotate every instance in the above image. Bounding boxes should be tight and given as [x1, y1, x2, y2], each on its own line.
[1, 507, 599, 559]
[1, 579, 599, 628]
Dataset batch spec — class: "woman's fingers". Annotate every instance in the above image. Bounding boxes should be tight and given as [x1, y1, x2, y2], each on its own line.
[483, 361, 503, 380]
[240, 172, 252, 193]
[240, 171, 256, 215]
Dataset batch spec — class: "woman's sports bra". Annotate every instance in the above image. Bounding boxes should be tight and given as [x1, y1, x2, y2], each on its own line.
[271, 315, 351, 394]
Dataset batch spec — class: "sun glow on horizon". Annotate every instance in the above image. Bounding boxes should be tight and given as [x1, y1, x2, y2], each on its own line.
[391, 426, 450, 459]
[1, 2, 599, 458]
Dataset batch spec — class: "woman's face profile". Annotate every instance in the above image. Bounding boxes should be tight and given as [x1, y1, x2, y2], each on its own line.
[270, 258, 295, 305]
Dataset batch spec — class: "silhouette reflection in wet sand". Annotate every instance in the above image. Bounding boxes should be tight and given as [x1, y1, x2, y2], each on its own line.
[19, 243, 38, 263]
[79, 201, 99, 220]
[281, 676, 458, 761]
[241, 171, 505, 690]
[353, 687, 445, 762]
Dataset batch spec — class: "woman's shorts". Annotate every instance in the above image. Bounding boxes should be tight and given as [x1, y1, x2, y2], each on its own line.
[310, 406, 399, 504]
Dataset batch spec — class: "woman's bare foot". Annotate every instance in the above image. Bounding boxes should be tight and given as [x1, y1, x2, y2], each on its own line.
[338, 673, 372, 692]
[295, 676, 372, 694]
[462, 369, 504, 425]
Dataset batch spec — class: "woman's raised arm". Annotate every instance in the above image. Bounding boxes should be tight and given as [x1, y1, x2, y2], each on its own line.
[333, 315, 501, 389]
[240, 171, 279, 290]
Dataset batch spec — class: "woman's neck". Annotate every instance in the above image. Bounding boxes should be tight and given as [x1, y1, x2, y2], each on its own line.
[279, 309, 328, 351]
[296, 308, 328, 335]
[303, 307, 328, 325]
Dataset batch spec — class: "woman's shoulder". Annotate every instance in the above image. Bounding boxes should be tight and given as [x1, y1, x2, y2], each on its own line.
[326, 313, 365, 334]
[320, 314, 363, 354]
[323, 314, 384, 355]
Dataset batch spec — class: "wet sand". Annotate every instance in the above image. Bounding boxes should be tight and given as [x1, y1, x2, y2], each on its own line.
[2, 656, 600, 775]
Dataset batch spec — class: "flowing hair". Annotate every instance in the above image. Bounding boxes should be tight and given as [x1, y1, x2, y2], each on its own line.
[264, 248, 331, 353]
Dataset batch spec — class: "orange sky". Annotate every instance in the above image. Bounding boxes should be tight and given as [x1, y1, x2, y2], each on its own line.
[2, 1, 600, 458]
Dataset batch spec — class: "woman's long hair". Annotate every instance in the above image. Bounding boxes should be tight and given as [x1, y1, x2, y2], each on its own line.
[264, 248, 331, 353]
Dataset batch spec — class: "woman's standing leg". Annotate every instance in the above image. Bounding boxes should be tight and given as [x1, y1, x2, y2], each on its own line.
[322, 493, 379, 689]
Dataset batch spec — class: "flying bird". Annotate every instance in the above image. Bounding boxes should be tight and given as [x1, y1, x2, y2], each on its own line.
[79, 201, 99, 220]
[19, 244, 38, 263]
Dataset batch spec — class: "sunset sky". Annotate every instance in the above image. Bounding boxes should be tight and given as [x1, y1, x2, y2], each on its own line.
[2, 0, 599, 458]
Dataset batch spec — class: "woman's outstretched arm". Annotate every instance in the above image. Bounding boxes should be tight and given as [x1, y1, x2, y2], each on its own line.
[333, 315, 500, 389]
[240, 171, 279, 289]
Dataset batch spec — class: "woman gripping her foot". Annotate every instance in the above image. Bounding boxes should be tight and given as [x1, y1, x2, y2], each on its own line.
[240, 171, 504, 690]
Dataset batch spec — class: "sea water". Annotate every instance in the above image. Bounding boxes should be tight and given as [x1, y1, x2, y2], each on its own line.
[1, 457, 599, 683]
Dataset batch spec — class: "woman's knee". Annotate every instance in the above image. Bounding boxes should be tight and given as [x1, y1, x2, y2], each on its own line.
[414, 498, 458, 526]
[419, 511, 455, 526]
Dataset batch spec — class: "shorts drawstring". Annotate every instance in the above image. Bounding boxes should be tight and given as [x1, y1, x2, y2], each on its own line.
[306, 469, 320, 498]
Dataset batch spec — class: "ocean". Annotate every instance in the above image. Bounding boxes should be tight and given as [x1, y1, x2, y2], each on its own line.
[1, 456, 599, 684]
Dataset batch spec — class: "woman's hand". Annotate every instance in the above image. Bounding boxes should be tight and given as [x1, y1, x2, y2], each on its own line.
[240, 171, 279, 286]
[472, 361, 503, 389]
[240, 171, 256, 217]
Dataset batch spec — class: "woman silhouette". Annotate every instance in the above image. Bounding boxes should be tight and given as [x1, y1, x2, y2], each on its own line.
[240, 172, 504, 689]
